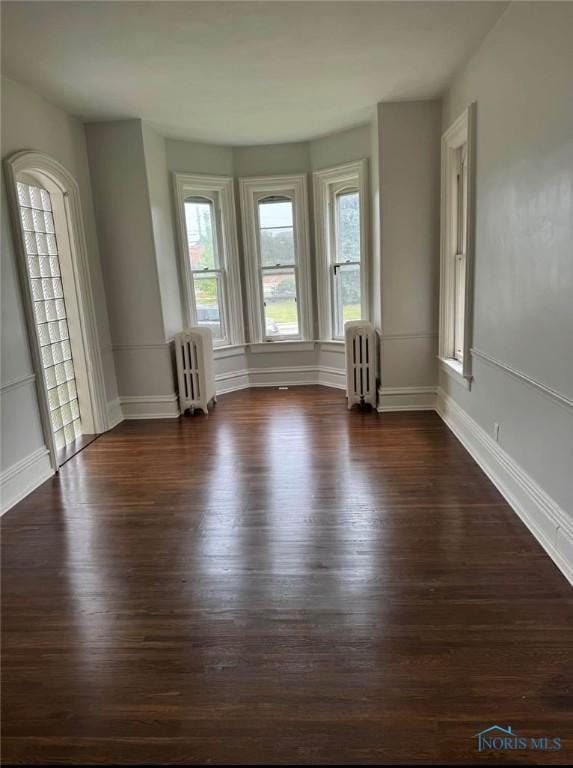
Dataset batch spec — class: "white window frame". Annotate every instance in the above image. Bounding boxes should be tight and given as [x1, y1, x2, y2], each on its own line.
[172, 173, 244, 347]
[239, 174, 312, 343]
[439, 103, 476, 389]
[313, 159, 369, 341]
[4, 151, 110, 471]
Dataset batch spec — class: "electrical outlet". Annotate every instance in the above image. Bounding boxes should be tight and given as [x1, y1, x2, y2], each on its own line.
[493, 422, 500, 441]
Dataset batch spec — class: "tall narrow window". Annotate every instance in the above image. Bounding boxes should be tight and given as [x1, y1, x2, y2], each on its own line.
[332, 189, 361, 338]
[439, 103, 476, 388]
[17, 181, 82, 450]
[313, 160, 368, 341]
[240, 175, 312, 344]
[453, 145, 468, 362]
[258, 197, 299, 339]
[184, 196, 225, 342]
[173, 174, 244, 348]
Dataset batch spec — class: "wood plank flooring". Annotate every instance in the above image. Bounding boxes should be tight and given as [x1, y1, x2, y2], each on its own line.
[2, 387, 572, 764]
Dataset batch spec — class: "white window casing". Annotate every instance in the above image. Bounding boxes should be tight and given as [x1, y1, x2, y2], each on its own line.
[172, 173, 244, 347]
[313, 159, 369, 341]
[239, 174, 313, 344]
[439, 103, 476, 388]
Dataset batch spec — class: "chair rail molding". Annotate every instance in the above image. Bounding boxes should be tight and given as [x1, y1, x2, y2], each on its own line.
[0, 373, 36, 394]
[471, 348, 573, 411]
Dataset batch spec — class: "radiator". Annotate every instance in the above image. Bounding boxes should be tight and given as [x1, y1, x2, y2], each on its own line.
[175, 328, 216, 415]
[345, 321, 377, 409]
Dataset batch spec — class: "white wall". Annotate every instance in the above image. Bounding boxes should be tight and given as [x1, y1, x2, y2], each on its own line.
[165, 139, 233, 176]
[369, 110, 382, 334]
[233, 142, 309, 177]
[378, 100, 441, 395]
[142, 123, 183, 340]
[309, 124, 371, 171]
[441, 4, 573, 541]
[85, 119, 178, 414]
[1, 76, 119, 509]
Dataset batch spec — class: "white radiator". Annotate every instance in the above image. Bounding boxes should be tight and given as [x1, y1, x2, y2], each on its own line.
[345, 321, 377, 409]
[175, 327, 216, 415]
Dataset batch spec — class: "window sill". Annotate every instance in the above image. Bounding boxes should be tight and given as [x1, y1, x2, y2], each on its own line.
[248, 341, 315, 354]
[439, 356, 472, 390]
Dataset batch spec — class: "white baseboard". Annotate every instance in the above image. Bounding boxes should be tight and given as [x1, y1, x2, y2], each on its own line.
[215, 369, 251, 395]
[120, 393, 180, 420]
[377, 386, 437, 412]
[317, 366, 346, 391]
[106, 397, 123, 429]
[436, 388, 573, 586]
[215, 366, 346, 395]
[248, 366, 321, 388]
[1, 446, 54, 516]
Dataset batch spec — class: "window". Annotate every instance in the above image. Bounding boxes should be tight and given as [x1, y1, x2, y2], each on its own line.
[439, 104, 476, 388]
[17, 182, 82, 450]
[240, 175, 312, 343]
[184, 196, 225, 341]
[333, 189, 361, 337]
[5, 151, 109, 471]
[173, 174, 243, 347]
[258, 197, 299, 338]
[313, 160, 368, 340]
[453, 145, 468, 362]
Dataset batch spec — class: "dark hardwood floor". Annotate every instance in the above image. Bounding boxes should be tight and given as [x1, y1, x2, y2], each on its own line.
[2, 387, 572, 765]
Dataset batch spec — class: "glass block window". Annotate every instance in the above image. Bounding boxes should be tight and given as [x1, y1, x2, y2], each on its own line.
[17, 182, 82, 450]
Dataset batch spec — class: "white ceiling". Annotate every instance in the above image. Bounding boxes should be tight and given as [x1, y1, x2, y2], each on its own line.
[1, 1, 507, 145]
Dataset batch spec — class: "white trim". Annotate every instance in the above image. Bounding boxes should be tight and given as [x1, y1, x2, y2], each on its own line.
[4, 151, 110, 472]
[239, 173, 312, 343]
[1, 447, 54, 516]
[439, 356, 471, 390]
[471, 348, 573, 410]
[172, 173, 244, 346]
[0, 372, 36, 394]
[248, 341, 315, 354]
[382, 332, 437, 341]
[213, 344, 247, 360]
[377, 386, 437, 412]
[112, 341, 170, 351]
[215, 366, 346, 395]
[317, 366, 346, 390]
[439, 104, 476, 384]
[313, 159, 369, 340]
[436, 388, 572, 586]
[106, 397, 124, 429]
[214, 369, 251, 395]
[120, 393, 180, 420]
[319, 340, 345, 353]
